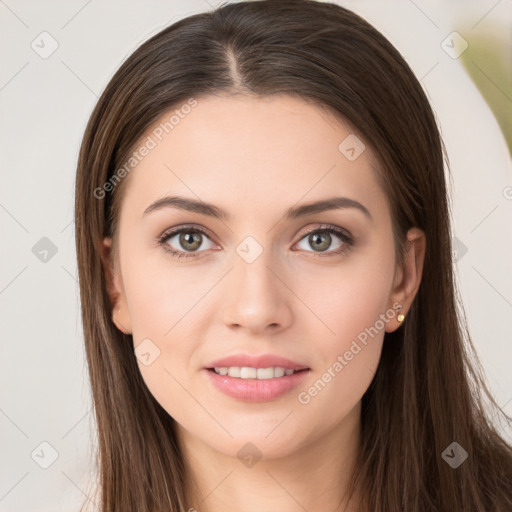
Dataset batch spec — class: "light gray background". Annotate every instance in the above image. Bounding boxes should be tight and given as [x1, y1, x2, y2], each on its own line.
[1, 1, 511, 510]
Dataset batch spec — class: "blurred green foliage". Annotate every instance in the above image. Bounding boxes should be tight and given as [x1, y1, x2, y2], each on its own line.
[459, 27, 512, 155]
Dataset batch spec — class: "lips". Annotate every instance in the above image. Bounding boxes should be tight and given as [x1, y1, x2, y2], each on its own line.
[204, 353, 310, 371]
[204, 366, 310, 402]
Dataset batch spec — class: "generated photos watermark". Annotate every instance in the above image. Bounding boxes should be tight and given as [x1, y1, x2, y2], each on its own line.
[94, 97, 198, 200]
[297, 302, 402, 405]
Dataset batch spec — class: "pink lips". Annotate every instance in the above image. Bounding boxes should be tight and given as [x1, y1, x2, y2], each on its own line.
[204, 353, 309, 371]
[203, 353, 311, 402]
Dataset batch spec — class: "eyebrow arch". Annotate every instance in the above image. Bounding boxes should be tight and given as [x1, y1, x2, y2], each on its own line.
[143, 195, 372, 222]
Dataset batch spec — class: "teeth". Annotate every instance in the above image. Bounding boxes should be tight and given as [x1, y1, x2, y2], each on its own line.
[213, 367, 298, 379]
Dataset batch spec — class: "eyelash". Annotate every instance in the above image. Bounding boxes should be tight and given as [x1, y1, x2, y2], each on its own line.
[157, 224, 354, 260]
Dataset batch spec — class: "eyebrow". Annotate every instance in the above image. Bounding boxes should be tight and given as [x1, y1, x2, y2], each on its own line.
[143, 195, 372, 222]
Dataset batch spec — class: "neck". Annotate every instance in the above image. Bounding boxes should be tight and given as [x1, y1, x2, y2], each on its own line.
[178, 402, 363, 512]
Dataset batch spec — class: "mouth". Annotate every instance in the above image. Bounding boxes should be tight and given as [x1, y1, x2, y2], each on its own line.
[204, 353, 310, 375]
[206, 367, 310, 379]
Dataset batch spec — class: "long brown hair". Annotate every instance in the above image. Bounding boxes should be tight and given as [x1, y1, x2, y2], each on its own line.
[74, 1, 512, 510]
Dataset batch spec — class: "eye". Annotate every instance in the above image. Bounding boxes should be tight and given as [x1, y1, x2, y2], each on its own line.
[294, 225, 354, 256]
[158, 223, 354, 260]
[158, 225, 216, 259]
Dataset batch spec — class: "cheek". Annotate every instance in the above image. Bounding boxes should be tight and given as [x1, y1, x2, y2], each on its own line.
[119, 249, 209, 404]
[292, 244, 394, 354]
[290, 246, 394, 409]
[122, 265, 207, 418]
[122, 248, 207, 338]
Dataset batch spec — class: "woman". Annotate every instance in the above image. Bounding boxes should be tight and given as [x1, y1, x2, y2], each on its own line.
[74, 0, 512, 510]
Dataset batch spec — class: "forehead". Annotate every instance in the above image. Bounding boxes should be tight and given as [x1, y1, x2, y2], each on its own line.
[119, 94, 388, 223]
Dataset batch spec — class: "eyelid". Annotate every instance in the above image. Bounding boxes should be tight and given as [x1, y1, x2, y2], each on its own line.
[296, 223, 353, 242]
[158, 223, 215, 241]
[158, 223, 353, 242]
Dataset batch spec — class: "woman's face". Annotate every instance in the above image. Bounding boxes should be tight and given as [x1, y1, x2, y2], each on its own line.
[104, 94, 422, 460]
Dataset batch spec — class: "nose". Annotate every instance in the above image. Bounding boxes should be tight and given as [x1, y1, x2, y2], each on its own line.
[221, 248, 292, 334]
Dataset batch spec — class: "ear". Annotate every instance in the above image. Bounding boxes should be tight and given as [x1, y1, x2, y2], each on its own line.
[101, 237, 132, 335]
[385, 227, 426, 332]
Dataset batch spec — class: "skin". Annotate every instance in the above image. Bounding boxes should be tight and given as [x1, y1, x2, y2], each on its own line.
[102, 94, 425, 512]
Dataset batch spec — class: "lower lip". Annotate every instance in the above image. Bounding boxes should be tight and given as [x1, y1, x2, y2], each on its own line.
[203, 368, 311, 402]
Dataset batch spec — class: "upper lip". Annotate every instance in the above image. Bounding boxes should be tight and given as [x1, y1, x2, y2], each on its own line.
[205, 353, 310, 371]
